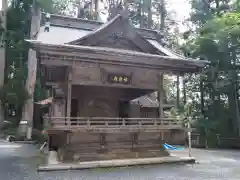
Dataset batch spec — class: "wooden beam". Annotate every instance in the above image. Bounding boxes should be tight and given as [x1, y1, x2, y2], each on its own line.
[39, 55, 200, 73]
[36, 49, 203, 68]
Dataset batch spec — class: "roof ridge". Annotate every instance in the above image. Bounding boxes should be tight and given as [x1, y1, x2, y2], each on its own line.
[68, 14, 122, 45]
[41, 12, 163, 39]
[42, 12, 104, 25]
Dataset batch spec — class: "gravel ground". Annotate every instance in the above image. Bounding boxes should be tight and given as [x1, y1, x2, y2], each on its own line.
[0, 139, 240, 180]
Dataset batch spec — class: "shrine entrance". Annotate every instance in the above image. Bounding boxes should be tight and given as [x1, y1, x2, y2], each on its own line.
[70, 99, 78, 125]
[118, 100, 129, 118]
[118, 99, 130, 125]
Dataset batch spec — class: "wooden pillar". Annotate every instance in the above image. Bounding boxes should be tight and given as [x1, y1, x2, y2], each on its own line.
[100, 133, 106, 151]
[157, 73, 164, 118]
[66, 67, 72, 124]
[157, 73, 164, 141]
[176, 74, 180, 109]
[131, 132, 138, 151]
[53, 98, 65, 117]
[182, 73, 187, 104]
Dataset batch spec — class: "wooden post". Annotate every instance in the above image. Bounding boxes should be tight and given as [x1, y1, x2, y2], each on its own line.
[0, 0, 7, 128]
[66, 67, 72, 125]
[157, 74, 164, 118]
[182, 73, 187, 104]
[176, 74, 180, 109]
[20, 4, 41, 139]
[157, 74, 164, 141]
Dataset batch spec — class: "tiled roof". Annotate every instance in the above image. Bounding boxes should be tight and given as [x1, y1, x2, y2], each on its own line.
[132, 92, 159, 108]
[37, 13, 183, 59]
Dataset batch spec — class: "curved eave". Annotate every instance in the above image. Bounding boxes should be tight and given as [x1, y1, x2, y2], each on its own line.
[26, 40, 208, 73]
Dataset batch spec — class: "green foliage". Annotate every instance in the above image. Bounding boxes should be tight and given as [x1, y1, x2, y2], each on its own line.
[189, 0, 232, 26]
[0, 68, 29, 108]
[0, 0, 70, 125]
[0, 0, 34, 122]
[182, 0, 240, 137]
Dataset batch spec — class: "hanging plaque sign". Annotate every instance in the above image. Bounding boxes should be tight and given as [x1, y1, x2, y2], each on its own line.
[107, 73, 131, 85]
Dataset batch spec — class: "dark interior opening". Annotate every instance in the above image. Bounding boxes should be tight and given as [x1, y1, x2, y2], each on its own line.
[118, 100, 129, 118]
[71, 99, 78, 125]
[118, 100, 129, 125]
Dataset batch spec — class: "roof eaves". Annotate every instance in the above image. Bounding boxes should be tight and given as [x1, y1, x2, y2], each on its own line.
[26, 40, 208, 70]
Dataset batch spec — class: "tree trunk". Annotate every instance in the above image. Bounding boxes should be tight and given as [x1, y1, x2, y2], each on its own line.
[90, 0, 94, 19]
[200, 78, 204, 114]
[140, 0, 144, 28]
[159, 0, 165, 30]
[0, 0, 7, 128]
[147, 0, 152, 29]
[20, 3, 41, 139]
[94, 0, 99, 20]
[232, 48, 240, 136]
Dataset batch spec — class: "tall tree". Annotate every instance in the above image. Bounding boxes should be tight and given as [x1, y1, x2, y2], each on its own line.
[0, 0, 7, 128]
[190, 0, 231, 26]
[184, 5, 240, 137]
[0, 0, 74, 127]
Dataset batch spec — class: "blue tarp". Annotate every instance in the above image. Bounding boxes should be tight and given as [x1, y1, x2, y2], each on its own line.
[163, 143, 184, 151]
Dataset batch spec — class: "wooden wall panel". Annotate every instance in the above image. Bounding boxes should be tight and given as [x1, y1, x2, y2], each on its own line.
[106, 134, 132, 143]
[138, 132, 159, 141]
[72, 62, 161, 90]
[70, 132, 99, 143]
[129, 104, 141, 117]
[73, 62, 101, 84]
[133, 70, 159, 89]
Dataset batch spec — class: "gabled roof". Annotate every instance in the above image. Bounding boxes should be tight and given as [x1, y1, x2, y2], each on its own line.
[68, 14, 123, 45]
[37, 13, 186, 58]
[131, 92, 174, 109]
[67, 13, 163, 54]
[33, 13, 208, 73]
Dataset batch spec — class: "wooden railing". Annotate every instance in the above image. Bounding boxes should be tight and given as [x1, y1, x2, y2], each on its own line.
[46, 117, 184, 132]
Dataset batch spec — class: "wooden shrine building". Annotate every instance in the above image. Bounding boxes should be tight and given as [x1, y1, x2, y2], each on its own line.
[27, 11, 207, 162]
